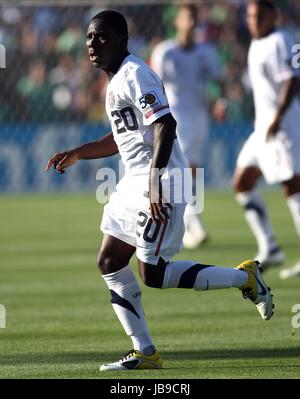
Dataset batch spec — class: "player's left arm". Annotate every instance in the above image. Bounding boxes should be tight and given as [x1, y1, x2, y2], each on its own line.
[150, 113, 177, 222]
[267, 76, 300, 141]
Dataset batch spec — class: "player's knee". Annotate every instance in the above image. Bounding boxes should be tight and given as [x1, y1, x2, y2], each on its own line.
[138, 266, 164, 288]
[140, 272, 163, 288]
[282, 175, 300, 197]
[232, 172, 243, 192]
[96, 252, 114, 275]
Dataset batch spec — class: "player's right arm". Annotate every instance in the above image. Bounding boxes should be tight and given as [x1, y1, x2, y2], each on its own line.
[45, 131, 118, 173]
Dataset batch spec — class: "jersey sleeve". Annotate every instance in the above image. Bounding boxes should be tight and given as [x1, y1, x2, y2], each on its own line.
[124, 66, 171, 126]
[269, 32, 298, 83]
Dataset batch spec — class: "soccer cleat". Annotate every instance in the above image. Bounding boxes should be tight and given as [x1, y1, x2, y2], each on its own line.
[237, 259, 274, 320]
[279, 262, 300, 279]
[100, 349, 163, 371]
[256, 247, 285, 270]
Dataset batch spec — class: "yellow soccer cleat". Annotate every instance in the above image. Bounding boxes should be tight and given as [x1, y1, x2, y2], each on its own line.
[100, 349, 163, 371]
[237, 259, 274, 320]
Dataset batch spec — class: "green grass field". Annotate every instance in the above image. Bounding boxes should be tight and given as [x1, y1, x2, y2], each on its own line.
[1, 190, 300, 379]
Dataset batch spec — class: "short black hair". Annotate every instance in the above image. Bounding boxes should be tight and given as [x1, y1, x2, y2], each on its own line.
[249, 0, 277, 12]
[91, 10, 128, 39]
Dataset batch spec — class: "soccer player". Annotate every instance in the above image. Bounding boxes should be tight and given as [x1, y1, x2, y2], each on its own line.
[232, 0, 300, 271]
[151, 4, 221, 248]
[46, 10, 274, 371]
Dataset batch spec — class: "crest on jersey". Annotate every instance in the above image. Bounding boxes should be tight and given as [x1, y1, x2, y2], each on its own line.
[108, 91, 115, 108]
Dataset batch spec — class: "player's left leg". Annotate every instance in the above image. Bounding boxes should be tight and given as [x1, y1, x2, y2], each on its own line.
[137, 258, 274, 321]
[280, 175, 300, 279]
[136, 206, 274, 321]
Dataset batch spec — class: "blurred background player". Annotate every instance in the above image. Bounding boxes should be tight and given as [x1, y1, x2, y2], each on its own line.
[151, 4, 222, 249]
[232, 0, 300, 272]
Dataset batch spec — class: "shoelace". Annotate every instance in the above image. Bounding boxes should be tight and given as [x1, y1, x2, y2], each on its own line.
[242, 287, 255, 301]
[120, 349, 139, 362]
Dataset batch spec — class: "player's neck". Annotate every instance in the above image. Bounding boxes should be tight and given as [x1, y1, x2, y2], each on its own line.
[176, 33, 195, 49]
[259, 26, 277, 39]
[105, 51, 130, 79]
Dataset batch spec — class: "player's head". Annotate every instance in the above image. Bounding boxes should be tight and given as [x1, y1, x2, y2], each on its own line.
[86, 10, 129, 71]
[247, 0, 277, 39]
[175, 4, 198, 37]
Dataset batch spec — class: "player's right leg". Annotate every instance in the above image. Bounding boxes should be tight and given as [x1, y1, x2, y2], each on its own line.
[233, 145, 284, 269]
[97, 234, 162, 371]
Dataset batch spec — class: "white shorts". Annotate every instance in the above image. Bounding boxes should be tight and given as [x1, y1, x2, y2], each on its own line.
[172, 106, 209, 166]
[237, 130, 300, 184]
[100, 178, 186, 265]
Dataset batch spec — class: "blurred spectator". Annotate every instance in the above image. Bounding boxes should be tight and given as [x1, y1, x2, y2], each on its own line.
[56, 20, 86, 55]
[19, 23, 40, 69]
[0, 1, 298, 124]
[127, 16, 148, 60]
[225, 82, 253, 123]
[16, 59, 57, 122]
[49, 54, 75, 87]
[32, 7, 58, 36]
[41, 33, 59, 69]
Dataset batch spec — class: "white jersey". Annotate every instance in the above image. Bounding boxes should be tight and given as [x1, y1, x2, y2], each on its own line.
[105, 54, 187, 202]
[248, 29, 300, 137]
[150, 39, 220, 110]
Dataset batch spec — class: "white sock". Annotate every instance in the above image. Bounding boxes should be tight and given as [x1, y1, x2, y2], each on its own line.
[287, 193, 300, 237]
[102, 266, 154, 355]
[236, 191, 277, 255]
[162, 261, 247, 289]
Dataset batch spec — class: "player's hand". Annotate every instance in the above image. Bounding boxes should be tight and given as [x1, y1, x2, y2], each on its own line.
[266, 116, 281, 141]
[45, 151, 78, 174]
[149, 178, 172, 223]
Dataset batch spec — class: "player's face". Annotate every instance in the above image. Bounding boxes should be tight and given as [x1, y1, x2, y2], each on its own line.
[86, 18, 124, 70]
[175, 8, 197, 36]
[247, 3, 275, 39]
